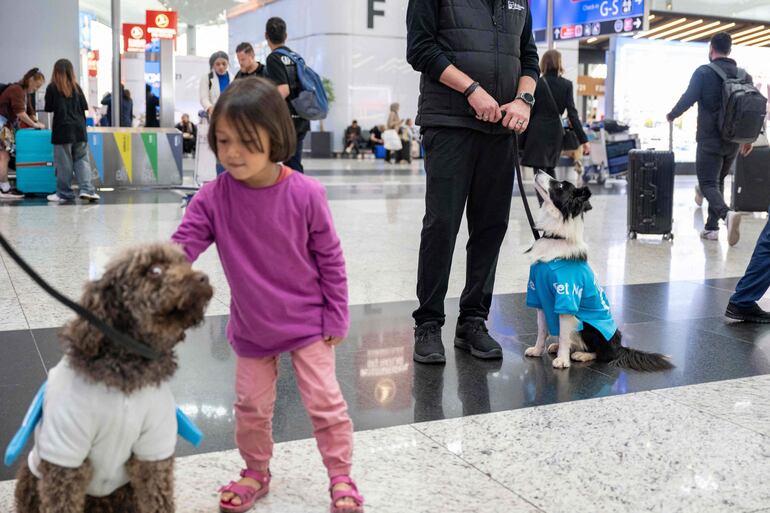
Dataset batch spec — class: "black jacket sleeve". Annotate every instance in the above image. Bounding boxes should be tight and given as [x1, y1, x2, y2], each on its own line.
[406, 0, 452, 81]
[565, 81, 588, 144]
[44, 84, 56, 113]
[668, 66, 703, 120]
[519, 9, 540, 83]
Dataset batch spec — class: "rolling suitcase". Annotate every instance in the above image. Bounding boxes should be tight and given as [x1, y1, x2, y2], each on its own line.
[15, 129, 56, 194]
[732, 146, 770, 213]
[627, 123, 675, 241]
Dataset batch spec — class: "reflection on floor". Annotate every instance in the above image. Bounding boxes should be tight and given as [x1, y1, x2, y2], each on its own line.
[1, 159, 769, 511]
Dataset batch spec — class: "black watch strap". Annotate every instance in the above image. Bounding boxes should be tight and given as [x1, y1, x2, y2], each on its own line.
[463, 81, 480, 98]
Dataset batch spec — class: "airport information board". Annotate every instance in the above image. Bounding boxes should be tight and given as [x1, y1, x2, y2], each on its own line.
[530, 0, 548, 42]
[552, 0, 646, 41]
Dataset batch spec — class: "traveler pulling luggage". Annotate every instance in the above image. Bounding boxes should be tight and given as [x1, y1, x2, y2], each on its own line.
[15, 129, 56, 194]
[627, 122, 675, 241]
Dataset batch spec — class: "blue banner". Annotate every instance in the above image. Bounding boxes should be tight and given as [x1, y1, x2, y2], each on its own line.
[530, 0, 548, 32]
[79, 12, 94, 50]
[553, 0, 645, 40]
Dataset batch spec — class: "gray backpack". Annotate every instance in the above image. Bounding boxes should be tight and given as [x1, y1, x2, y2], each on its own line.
[708, 63, 767, 144]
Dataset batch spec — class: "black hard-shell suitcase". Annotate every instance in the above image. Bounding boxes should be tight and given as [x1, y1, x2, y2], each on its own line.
[732, 146, 770, 213]
[627, 123, 675, 241]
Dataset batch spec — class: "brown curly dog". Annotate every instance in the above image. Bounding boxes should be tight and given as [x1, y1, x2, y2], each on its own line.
[14, 243, 213, 513]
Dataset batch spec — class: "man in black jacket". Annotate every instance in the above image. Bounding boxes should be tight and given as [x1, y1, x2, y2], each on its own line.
[667, 32, 754, 246]
[264, 17, 310, 173]
[407, 0, 539, 364]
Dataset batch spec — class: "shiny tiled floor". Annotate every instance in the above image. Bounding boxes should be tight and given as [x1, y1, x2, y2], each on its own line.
[1, 158, 770, 511]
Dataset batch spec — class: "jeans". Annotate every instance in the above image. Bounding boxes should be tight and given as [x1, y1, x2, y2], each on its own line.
[696, 139, 739, 230]
[285, 130, 307, 173]
[730, 208, 770, 308]
[54, 142, 96, 199]
[413, 127, 515, 327]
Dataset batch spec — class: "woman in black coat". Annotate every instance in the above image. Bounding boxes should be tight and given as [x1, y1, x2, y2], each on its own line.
[521, 50, 589, 183]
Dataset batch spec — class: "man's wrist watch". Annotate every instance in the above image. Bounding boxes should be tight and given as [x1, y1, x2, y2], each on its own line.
[515, 92, 535, 108]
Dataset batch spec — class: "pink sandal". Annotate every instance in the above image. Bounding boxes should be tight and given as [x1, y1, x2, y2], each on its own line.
[218, 469, 271, 513]
[329, 475, 365, 513]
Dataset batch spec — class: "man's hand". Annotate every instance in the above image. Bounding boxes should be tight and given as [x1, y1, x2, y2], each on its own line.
[500, 100, 531, 134]
[741, 143, 754, 157]
[468, 87, 502, 123]
[324, 336, 344, 347]
[582, 143, 591, 156]
[666, 113, 675, 123]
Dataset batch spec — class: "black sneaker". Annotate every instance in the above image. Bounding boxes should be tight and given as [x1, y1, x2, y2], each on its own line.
[726, 303, 770, 324]
[413, 322, 446, 364]
[454, 317, 503, 360]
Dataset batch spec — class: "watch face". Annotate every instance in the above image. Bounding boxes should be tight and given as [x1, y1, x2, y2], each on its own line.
[523, 93, 535, 103]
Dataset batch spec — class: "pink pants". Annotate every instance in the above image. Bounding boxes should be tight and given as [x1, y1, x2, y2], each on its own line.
[235, 340, 353, 478]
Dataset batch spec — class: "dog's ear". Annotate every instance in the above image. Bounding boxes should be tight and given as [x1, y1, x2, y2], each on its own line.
[582, 200, 593, 213]
[578, 186, 592, 201]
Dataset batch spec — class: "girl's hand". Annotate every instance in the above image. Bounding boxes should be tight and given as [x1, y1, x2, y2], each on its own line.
[324, 336, 344, 346]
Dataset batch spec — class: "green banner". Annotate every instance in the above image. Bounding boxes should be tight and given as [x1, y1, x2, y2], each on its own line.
[140, 133, 159, 181]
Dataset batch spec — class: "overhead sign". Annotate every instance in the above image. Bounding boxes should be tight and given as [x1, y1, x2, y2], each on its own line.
[146, 10, 178, 40]
[79, 12, 94, 49]
[530, 0, 548, 43]
[552, 0, 645, 41]
[123, 24, 148, 52]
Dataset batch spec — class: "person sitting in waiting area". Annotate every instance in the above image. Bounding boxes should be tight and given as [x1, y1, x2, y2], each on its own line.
[344, 120, 362, 155]
[368, 125, 384, 149]
[176, 114, 197, 156]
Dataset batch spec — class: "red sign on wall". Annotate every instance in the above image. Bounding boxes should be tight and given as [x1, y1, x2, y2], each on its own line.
[146, 10, 178, 40]
[123, 23, 148, 52]
[87, 50, 99, 78]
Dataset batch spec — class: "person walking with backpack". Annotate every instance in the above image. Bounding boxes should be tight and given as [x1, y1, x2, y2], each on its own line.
[265, 17, 311, 173]
[45, 59, 100, 203]
[667, 32, 766, 246]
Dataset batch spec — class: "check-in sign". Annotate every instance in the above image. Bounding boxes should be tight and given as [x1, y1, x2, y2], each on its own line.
[146, 10, 178, 40]
[123, 24, 147, 52]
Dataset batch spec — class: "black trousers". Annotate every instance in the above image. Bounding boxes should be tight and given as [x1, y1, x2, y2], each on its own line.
[413, 127, 515, 327]
[695, 139, 739, 231]
[286, 130, 307, 173]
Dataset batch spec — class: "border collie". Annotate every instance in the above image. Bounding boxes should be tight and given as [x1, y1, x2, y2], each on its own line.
[524, 172, 673, 372]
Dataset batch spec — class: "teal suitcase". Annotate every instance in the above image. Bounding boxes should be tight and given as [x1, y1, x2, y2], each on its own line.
[15, 129, 56, 194]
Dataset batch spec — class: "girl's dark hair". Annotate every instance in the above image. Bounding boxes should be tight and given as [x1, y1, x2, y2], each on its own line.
[208, 77, 296, 162]
[52, 59, 79, 98]
[121, 85, 131, 100]
[20, 68, 45, 90]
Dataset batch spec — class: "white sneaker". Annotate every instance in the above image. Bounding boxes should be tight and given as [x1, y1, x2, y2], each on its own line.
[694, 185, 704, 207]
[47, 193, 68, 203]
[0, 189, 24, 201]
[700, 230, 719, 241]
[79, 192, 101, 202]
[726, 211, 742, 246]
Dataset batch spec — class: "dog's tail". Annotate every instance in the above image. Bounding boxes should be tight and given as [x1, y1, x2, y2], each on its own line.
[612, 346, 674, 372]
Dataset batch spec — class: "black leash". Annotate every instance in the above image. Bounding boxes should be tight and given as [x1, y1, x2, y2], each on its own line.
[0, 232, 160, 360]
[513, 133, 541, 241]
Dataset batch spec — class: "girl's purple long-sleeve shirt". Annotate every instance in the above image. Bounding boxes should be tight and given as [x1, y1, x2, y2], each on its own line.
[172, 170, 349, 358]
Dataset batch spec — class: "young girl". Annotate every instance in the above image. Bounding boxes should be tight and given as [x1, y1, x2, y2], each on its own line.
[45, 59, 100, 203]
[172, 78, 364, 513]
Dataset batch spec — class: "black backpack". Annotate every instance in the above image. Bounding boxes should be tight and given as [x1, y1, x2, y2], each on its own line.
[709, 63, 768, 144]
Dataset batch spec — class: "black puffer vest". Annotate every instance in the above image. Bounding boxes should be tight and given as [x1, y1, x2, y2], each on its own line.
[416, 0, 529, 134]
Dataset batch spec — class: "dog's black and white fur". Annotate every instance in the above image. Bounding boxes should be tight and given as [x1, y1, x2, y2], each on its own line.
[525, 172, 674, 372]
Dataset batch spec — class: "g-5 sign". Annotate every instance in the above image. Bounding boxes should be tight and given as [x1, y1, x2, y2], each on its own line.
[368, 0, 385, 29]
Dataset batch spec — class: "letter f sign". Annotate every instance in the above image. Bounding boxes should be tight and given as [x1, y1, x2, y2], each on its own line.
[368, 0, 385, 29]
